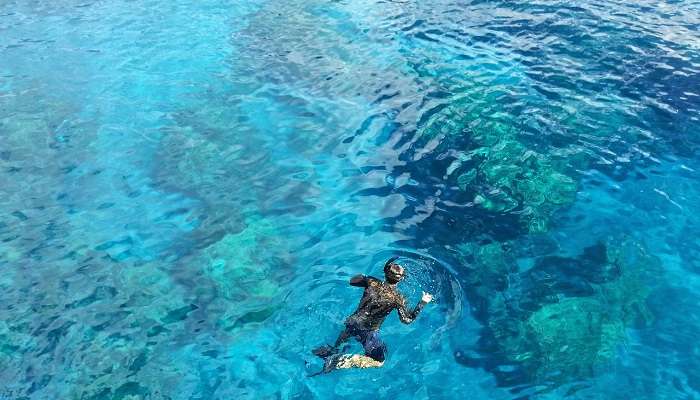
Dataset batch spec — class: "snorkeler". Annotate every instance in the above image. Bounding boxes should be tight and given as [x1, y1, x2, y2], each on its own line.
[311, 257, 433, 374]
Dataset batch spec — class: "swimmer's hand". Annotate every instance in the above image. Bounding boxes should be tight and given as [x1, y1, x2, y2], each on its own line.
[421, 291, 433, 303]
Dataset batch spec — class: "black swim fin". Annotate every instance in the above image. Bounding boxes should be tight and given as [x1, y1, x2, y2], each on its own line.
[312, 345, 336, 359]
[308, 354, 344, 377]
[307, 369, 325, 378]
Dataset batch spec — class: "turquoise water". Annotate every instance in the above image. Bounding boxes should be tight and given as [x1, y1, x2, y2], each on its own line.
[1, 0, 699, 398]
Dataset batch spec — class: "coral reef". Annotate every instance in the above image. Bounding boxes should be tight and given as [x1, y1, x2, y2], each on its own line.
[521, 297, 626, 379]
[189, 216, 288, 335]
[196, 217, 283, 302]
[418, 93, 580, 234]
[454, 238, 660, 384]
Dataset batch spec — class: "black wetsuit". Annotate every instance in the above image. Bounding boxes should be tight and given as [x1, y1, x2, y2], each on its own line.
[334, 274, 426, 361]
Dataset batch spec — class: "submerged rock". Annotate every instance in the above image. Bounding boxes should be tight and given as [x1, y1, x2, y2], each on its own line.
[196, 217, 283, 302]
[417, 94, 579, 234]
[456, 241, 515, 304]
[191, 216, 289, 335]
[475, 136, 578, 233]
[454, 237, 661, 385]
[520, 297, 626, 379]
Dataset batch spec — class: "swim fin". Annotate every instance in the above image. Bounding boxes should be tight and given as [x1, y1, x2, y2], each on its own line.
[311, 345, 336, 359]
[308, 353, 345, 377]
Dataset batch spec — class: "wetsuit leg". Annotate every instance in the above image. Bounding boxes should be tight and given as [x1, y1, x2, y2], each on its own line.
[312, 328, 385, 374]
[360, 330, 387, 362]
[334, 328, 352, 348]
[312, 327, 352, 359]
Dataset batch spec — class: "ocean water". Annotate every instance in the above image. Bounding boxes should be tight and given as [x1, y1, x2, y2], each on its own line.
[1, 0, 699, 398]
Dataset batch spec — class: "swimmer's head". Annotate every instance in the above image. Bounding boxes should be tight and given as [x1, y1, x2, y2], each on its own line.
[384, 256, 405, 284]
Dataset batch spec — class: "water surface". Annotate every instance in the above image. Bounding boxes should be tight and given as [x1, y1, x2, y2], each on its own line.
[1, 0, 699, 398]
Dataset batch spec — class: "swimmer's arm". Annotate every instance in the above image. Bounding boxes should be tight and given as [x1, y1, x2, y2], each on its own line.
[350, 275, 381, 287]
[396, 295, 428, 324]
[350, 275, 369, 287]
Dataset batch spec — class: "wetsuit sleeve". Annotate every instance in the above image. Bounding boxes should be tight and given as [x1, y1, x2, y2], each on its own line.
[396, 295, 426, 324]
[349, 274, 369, 287]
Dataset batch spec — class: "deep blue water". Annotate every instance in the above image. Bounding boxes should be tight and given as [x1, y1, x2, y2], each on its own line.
[1, 0, 700, 398]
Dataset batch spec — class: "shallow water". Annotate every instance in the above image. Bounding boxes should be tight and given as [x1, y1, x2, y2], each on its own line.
[1, 0, 699, 398]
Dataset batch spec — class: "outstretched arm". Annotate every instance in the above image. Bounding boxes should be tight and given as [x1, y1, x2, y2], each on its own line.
[397, 292, 433, 324]
[349, 274, 369, 287]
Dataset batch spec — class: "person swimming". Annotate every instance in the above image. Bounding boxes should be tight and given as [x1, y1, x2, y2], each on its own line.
[311, 256, 433, 374]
